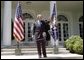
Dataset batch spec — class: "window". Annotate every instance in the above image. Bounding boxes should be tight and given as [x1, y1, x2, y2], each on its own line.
[57, 15, 69, 41]
[11, 20, 14, 40]
[79, 16, 83, 39]
[27, 22, 32, 41]
[79, 16, 83, 22]
[58, 23, 61, 41]
[23, 13, 33, 20]
[57, 15, 68, 21]
[63, 23, 68, 41]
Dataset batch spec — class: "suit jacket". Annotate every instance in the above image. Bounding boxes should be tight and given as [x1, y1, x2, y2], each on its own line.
[33, 20, 46, 41]
[45, 22, 50, 41]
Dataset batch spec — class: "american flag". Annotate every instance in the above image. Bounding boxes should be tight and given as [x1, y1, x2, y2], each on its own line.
[13, 2, 24, 42]
[50, 1, 58, 41]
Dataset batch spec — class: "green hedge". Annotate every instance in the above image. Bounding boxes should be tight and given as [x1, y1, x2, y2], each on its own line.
[64, 35, 83, 54]
[73, 39, 83, 54]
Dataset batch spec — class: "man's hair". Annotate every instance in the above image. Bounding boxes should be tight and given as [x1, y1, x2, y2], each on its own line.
[37, 14, 42, 18]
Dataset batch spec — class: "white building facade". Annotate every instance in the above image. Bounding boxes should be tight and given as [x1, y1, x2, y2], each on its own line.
[1, 1, 83, 47]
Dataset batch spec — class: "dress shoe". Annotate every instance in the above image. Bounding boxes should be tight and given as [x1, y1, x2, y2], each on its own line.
[39, 56, 42, 58]
[44, 56, 47, 58]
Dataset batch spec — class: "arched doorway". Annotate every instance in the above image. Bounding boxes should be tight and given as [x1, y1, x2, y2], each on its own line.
[79, 16, 83, 39]
[57, 15, 69, 46]
[23, 13, 36, 46]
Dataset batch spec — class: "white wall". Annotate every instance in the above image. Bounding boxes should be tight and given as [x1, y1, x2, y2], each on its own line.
[72, 12, 83, 35]
[1, 3, 83, 46]
[41, 10, 50, 20]
[1, 7, 3, 45]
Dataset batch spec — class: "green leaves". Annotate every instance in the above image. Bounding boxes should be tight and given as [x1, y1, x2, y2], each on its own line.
[64, 35, 83, 54]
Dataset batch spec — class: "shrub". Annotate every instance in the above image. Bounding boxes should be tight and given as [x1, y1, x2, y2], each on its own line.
[64, 39, 70, 50]
[65, 35, 76, 51]
[64, 35, 83, 54]
[73, 39, 83, 54]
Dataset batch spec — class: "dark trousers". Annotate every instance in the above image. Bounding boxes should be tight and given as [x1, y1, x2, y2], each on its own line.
[36, 40, 47, 57]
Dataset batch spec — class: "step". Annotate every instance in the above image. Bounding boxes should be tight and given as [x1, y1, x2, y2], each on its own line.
[1, 51, 70, 55]
[1, 48, 69, 52]
[58, 50, 70, 54]
[1, 45, 64, 49]
[1, 48, 67, 51]
[1, 50, 53, 55]
[1, 48, 53, 52]
[1, 48, 70, 55]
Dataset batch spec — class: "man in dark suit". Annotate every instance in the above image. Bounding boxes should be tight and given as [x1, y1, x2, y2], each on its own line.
[32, 14, 47, 58]
[45, 20, 50, 46]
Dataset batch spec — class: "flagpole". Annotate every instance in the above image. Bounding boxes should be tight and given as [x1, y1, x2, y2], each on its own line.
[55, 1, 59, 54]
[16, 1, 21, 55]
[50, 1, 58, 54]
[14, 1, 22, 55]
[54, 1, 58, 54]
[15, 41, 22, 55]
[14, 34, 22, 55]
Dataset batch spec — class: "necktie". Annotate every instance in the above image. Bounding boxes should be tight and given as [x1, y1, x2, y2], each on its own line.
[37, 20, 41, 27]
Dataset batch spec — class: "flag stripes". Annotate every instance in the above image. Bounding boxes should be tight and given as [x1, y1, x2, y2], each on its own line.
[13, 2, 24, 42]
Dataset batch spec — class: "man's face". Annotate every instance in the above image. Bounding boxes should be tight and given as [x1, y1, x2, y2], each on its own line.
[38, 16, 42, 20]
[37, 14, 42, 20]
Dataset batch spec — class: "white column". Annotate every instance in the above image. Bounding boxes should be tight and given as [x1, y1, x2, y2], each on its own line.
[25, 20, 28, 42]
[3, 1, 12, 46]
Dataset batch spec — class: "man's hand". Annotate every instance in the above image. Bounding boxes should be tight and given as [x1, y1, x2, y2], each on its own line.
[32, 35, 34, 38]
[43, 32, 46, 37]
[32, 35, 35, 40]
